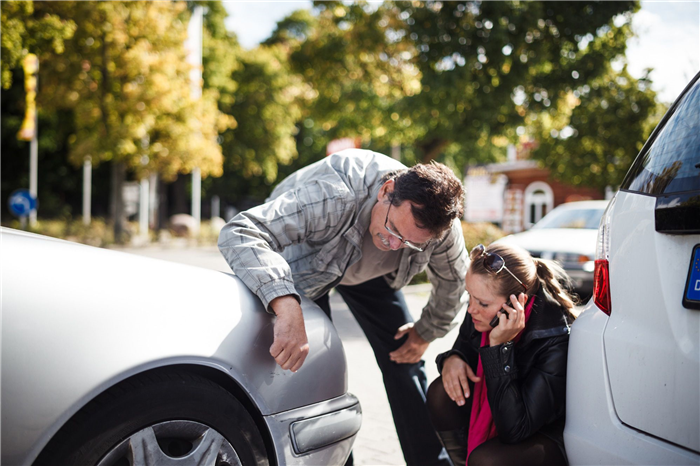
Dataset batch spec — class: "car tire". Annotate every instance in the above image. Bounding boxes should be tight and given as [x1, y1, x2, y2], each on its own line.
[35, 370, 269, 466]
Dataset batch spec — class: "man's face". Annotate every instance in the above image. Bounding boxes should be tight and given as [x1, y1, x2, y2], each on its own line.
[369, 180, 434, 252]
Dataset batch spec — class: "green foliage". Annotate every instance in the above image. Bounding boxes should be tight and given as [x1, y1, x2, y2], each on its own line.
[529, 66, 660, 190]
[391, 1, 639, 165]
[2, 1, 237, 242]
[200, 1, 240, 104]
[39, 2, 232, 180]
[1, 0, 76, 89]
[264, 0, 654, 198]
[206, 44, 306, 203]
[461, 220, 506, 250]
[264, 0, 646, 186]
[271, 3, 421, 156]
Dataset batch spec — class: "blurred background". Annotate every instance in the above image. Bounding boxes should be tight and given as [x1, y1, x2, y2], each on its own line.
[2, 0, 698, 247]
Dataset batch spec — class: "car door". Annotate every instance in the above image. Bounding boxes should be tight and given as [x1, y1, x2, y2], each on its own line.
[603, 73, 700, 453]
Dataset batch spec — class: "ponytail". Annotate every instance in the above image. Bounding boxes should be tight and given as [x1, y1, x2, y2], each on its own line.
[533, 258, 578, 319]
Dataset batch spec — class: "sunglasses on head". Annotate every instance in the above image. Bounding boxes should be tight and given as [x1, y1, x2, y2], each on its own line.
[470, 244, 528, 292]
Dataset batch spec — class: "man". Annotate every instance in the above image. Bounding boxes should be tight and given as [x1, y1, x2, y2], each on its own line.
[218, 149, 468, 466]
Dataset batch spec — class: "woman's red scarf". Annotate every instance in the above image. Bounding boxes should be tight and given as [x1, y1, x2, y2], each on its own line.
[466, 297, 534, 461]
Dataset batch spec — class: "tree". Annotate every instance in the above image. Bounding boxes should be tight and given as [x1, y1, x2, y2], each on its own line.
[1, 1, 83, 222]
[266, 0, 644, 183]
[529, 66, 660, 191]
[391, 1, 640, 166]
[267, 2, 423, 169]
[36, 2, 232, 241]
[207, 44, 307, 204]
[1, 1, 76, 89]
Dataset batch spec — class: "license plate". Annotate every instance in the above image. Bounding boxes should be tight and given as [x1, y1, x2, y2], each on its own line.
[683, 244, 700, 310]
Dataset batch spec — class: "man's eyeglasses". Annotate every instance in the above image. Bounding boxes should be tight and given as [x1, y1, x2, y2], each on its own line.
[384, 203, 427, 252]
[470, 244, 528, 292]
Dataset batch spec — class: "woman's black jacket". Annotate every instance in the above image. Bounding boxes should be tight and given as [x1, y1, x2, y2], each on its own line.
[436, 286, 575, 454]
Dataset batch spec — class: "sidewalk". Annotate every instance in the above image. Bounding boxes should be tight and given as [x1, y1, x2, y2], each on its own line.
[119, 245, 464, 466]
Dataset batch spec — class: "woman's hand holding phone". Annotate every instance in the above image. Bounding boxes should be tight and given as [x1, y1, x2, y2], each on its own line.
[489, 292, 527, 347]
[441, 355, 481, 406]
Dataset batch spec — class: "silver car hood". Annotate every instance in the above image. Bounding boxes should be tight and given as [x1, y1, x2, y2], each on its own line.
[2, 228, 347, 464]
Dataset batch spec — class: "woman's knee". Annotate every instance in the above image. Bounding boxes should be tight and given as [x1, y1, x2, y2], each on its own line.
[427, 377, 467, 431]
[467, 440, 502, 466]
[426, 377, 449, 417]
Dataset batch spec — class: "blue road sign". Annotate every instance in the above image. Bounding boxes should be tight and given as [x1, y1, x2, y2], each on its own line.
[8, 189, 37, 217]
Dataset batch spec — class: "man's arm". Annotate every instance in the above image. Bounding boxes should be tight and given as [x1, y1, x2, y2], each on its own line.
[218, 180, 351, 371]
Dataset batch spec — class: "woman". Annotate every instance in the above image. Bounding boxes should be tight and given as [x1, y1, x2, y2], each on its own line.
[427, 243, 577, 466]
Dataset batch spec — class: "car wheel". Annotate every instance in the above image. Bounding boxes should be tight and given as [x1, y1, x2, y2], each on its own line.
[36, 371, 269, 466]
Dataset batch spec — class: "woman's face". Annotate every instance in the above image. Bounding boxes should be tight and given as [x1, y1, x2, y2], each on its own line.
[465, 269, 508, 333]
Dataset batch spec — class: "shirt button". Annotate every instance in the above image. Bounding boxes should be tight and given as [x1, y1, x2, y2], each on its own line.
[501, 346, 509, 354]
[504, 365, 511, 373]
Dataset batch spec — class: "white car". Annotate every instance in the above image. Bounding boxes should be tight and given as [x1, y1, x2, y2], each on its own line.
[564, 72, 700, 465]
[496, 200, 608, 298]
[2, 228, 361, 466]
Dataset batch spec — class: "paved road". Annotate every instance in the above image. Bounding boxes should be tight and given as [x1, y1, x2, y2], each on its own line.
[118, 244, 465, 466]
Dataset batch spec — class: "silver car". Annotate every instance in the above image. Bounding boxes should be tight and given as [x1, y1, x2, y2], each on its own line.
[2, 227, 361, 466]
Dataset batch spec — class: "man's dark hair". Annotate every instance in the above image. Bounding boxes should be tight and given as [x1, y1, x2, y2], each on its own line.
[384, 162, 464, 237]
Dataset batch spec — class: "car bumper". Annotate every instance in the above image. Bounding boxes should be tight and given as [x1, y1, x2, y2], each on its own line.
[265, 393, 361, 465]
[564, 302, 700, 465]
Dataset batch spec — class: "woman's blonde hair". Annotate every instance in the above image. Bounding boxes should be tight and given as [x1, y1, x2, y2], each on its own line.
[470, 243, 578, 317]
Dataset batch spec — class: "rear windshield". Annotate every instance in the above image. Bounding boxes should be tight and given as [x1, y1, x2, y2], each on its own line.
[621, 76, 700, 195]
[532, 207, 605, 230]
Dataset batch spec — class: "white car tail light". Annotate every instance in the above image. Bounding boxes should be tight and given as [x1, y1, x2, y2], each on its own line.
[594, 196, 616, 315]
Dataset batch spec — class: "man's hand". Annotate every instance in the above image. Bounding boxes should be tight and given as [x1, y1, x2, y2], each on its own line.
[389, 323, 429, 364]
[441, 355, 481, 406]
[269, 296, 309, 372]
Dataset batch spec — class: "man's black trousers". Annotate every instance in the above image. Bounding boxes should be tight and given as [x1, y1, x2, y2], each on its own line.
[315, 276, 451, 466]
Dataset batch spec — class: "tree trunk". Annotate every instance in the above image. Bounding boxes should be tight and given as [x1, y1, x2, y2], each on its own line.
[110, 161, 126, 243]
[172, 175, 188, 214]
[158, 174, 169, 230]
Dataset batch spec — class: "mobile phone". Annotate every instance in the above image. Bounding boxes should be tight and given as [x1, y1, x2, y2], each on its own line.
[489, 308, 508, 328]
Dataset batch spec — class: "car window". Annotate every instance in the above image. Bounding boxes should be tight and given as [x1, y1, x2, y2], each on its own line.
[531, 207, 605, 230]
[622, 76, 700, 195]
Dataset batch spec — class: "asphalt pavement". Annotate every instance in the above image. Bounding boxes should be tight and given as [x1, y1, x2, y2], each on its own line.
[118, 243, 465, 466]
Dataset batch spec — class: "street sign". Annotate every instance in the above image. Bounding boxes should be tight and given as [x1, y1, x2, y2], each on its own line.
[8, 189, 37, 217]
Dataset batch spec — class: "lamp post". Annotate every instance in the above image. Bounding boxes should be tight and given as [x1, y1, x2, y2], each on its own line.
[186, 6, 204, 236]
[17, 54, 39, 228]
[83, 157, 92, 226]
